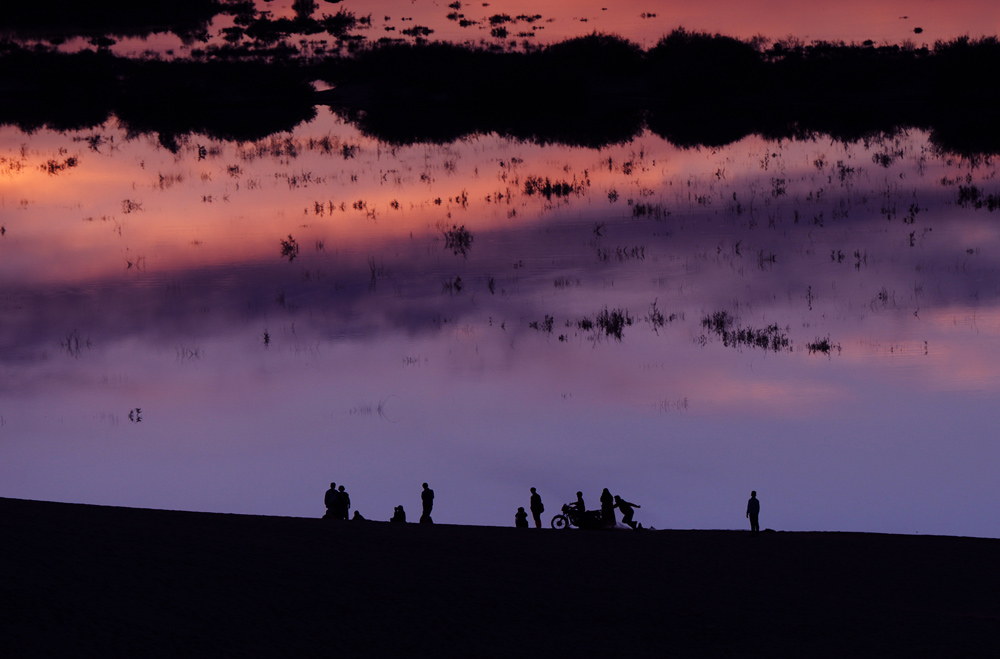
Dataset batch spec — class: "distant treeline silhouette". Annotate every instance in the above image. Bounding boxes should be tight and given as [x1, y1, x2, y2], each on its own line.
[3, 31, 1000, 155]
[314, 32, 1000, 156]
[0, 43, 316, 150]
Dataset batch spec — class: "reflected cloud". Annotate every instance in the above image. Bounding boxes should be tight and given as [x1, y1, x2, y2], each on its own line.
[5, 79, 1000, 535]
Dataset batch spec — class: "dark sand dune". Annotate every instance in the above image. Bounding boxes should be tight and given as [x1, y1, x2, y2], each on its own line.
[2, 497, 997, 657]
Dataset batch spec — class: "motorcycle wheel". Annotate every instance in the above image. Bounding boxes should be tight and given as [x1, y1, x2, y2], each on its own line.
[551, 515, 569, 530]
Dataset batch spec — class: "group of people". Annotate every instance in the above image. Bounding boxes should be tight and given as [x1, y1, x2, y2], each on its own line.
[518, 488, 644, 529]
[326, 481, 762, 534]
[518, 488, 762, 533]
[322, 482, 352, 520]
[515, 487, 547, 528]
[390, 482, 435, 524]
[326, 482, 434, 524]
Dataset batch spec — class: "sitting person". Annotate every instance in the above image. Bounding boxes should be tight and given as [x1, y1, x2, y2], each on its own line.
[390, 505, 407, 523]
[515, 507, 529, 528]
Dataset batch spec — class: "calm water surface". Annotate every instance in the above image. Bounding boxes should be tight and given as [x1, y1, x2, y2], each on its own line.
[3, 1, 1000, 536]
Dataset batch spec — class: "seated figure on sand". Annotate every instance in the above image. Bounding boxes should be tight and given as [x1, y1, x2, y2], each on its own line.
[391, 505, 407, 523]
[515, 507, 529, 528]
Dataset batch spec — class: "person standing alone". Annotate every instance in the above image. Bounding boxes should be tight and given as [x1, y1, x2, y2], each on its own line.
[747, 490, 760, 536]
[420, 482, 434, 523]
[529, 487, 544, 529]
[323, 482, 337, 519]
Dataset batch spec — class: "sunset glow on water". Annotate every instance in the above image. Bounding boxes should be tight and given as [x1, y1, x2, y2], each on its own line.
[3, 1, 1000, 537]
[27, 0, 1000, 57]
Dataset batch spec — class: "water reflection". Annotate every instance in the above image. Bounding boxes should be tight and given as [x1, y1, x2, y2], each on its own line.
[3, 106, 1000, 537]
[7, 1, 998, 57]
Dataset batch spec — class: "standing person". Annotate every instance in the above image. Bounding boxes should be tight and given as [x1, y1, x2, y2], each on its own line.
[529, 487, 544, 529]
[515, 507, 529, 528]
[747, 490, 760, 536]
[337, 485, 351, 520]
[420, 482, 434, 524]
[600, 488, 616, 528]
[323, 482, 337, 519]
[613, 495, 642, 529]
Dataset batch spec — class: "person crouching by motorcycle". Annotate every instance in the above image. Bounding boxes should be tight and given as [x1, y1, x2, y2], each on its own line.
[614, 495, 642, 529]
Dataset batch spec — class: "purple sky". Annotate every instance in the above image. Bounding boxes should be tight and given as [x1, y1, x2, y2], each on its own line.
[3, 111, 1000, 536]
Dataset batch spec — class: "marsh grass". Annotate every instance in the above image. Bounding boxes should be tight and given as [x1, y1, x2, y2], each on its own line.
[957, 185, 1000, 211]
[368, 257, 388, 289]
[645, 299, 680, 334]
[443, 224, 473, 256]
[348, 397, 396, 422]
[41, 157, 78, 175]
[61, 329, 91, 358]
[120, 199, 143, 213]
[596, 245, 646, 263]
[595, 307, 633, 341]
[807, 337, 841, 355]
[700, 311, 791, 352]
[528, 315, 554, 333]
[523, 176, 585, 200]
[280, 235, 300, 262]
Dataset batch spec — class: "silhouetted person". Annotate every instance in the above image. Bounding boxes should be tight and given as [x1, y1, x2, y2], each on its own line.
[600, 488, 616, 527]
[515, 507, 529, 528]
[569, 491, 585, 516]
[747, 490, 760, 536]
[420, 482, 434, 523]
[352, 510, 366, 521]
[529, 487, 544, 529]
[614, 495, 641, 529]
[391, 505, 406, 523]
[323, 482, 337, 519]
[337, 485, 351, 520]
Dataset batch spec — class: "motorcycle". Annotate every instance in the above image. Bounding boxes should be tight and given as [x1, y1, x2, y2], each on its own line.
[550, 503, 603, 530]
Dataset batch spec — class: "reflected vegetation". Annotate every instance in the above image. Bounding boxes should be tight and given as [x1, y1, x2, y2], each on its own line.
[5, 31, 1000, 154]
[3, 1, 1000, 537]
[0, 0, 228, 41]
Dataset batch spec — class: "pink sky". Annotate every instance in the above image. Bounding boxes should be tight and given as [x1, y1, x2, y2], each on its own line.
[4, 112, 1000, 536]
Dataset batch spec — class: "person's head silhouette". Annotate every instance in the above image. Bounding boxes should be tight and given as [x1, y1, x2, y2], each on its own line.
[530, 487, 536, 494]
[751, 490, 757, 498]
